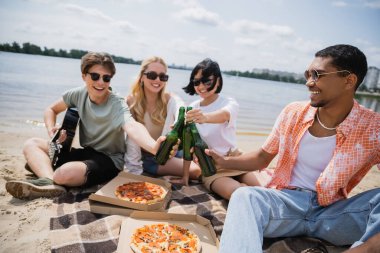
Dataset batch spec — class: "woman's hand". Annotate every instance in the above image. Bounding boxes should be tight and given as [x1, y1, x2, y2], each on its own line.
[185, 108, 208, 124]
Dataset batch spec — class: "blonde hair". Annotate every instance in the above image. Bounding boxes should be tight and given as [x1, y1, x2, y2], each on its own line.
[129, 56, 168, 125]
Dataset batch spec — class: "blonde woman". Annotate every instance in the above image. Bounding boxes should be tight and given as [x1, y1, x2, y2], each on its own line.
[125, 56, 201, 180]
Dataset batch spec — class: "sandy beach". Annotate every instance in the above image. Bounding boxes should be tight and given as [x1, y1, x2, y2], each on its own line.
[1, 127, 379, 252]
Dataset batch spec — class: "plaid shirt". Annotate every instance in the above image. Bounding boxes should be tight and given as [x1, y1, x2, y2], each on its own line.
[263, 100, 380, 206]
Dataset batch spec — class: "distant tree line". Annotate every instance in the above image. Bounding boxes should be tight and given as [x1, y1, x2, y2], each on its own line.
[1, 41, 306, 84]
[224, 70, 305, 84]
[0, 41, 141, 65]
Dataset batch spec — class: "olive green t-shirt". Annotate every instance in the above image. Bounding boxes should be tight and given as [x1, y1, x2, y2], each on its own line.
[63, 86, 132, 169]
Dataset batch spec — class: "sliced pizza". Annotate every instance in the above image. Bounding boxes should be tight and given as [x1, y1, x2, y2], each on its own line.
[130, 223, 201, 253]
[115, 181, 167, 204]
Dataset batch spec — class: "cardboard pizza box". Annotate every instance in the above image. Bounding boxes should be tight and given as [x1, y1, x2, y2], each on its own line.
[117, 211, 219, 253]
[89, 171, 172, 211]
[89, 199, 166, 216]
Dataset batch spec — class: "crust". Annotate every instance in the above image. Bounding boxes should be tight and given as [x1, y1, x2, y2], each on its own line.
[114, 182, 167, 204]
[130, 243, 141, 253]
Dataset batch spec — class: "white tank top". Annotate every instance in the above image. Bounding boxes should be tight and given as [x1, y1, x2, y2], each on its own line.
[289, 130, 336, 191]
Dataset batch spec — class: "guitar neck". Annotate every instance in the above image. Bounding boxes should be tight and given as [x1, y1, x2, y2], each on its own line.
[52, 108, 80, 151]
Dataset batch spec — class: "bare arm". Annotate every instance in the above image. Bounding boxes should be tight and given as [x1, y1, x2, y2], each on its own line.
[186, 108, 230, 124]
[123, 120, 165, 155]
[206, 148, 276, 172]
[44, 98, 68, 138]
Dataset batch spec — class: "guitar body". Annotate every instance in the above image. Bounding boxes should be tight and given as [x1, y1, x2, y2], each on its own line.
[50, 108, 80, 166]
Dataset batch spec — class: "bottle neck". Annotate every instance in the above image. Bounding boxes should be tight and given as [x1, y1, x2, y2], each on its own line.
[173, 108, 185, 131]
[189, 123, 201, 140]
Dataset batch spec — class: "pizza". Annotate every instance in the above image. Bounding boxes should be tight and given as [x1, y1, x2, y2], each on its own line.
[130, 223, 201, 253]
[114, 181, 167, 204]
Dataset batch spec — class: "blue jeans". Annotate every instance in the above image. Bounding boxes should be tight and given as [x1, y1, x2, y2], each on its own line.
[142, 150, 183, 175]
[219, 187, 380, 253]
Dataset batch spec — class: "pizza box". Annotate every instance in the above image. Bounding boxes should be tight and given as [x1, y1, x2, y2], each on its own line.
[89, 199, 166, 216]
[89, 171, 172, 211]
[117, 211, 219, 253]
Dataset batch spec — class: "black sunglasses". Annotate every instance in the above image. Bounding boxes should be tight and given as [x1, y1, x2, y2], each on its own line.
[192, 77, 214, 87]
[88, 72, 112, 83]
[144, 71, 169, 82]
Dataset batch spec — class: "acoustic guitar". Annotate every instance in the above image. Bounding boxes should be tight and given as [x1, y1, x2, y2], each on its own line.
[49, 108, 80, 166]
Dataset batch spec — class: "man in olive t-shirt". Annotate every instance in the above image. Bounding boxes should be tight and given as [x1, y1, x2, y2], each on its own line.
[6, 52, 169, 200]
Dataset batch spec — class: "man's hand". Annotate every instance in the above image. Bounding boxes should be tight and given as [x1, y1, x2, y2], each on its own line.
[48, 126, 61, 138]
[153, 136, 180, 158]
[169, 138, 180, 159]
[205, 149, 225, 167]
[56, 129, 67, 144]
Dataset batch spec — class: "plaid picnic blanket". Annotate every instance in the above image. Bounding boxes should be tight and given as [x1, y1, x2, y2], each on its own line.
[49, 169, 347, 253]
[49, 180, 227, 253]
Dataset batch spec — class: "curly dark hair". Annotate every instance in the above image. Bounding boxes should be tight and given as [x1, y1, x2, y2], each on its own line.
[315, 44, 367, 90]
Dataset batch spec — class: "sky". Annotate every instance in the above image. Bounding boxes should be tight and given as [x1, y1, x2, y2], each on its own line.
[0, 0, 379, 74]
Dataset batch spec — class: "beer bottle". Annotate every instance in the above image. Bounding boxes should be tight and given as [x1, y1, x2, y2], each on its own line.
[182, 107, 193, 161]
[189, 122, 217, 177]
[155, 106, 185, 165]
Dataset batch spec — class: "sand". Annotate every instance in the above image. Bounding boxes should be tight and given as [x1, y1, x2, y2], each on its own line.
[1, 128, 379, 252]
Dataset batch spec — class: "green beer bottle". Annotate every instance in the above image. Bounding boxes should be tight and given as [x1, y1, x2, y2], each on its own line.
[155, 106, 185, 165]
[189, 122, 217, 177]
[182, 107, 193, 161]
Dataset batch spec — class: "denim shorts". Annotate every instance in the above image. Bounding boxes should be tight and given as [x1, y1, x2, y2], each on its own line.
[141, 150, 183, 175]
[55, 147, 120, 187]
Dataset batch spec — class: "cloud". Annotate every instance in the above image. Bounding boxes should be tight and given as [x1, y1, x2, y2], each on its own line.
[166, 0, 201, 8]
[24, 0, 56, 3]
[367, 46, 380, 54]
[365, 46, 380, 67]
[169, 37, 218, 55]
[234, 37, 262, 47]
[229, 20, 295, 37]
[174, 6, 222, 26]
[232, 32, 324, 72]
[61, 4, 137, 33]
[363, 0, 380, 8]
[114, 21, 137, 33]
[282, 38, 323, 54]
[63, 4, 113, 22]
[355, 38, 372, 46]
[332, 1, 348, 7]
[14, 23, 58, 35]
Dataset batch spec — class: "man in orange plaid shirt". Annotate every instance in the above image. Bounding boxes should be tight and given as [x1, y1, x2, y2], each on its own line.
[210, 44, 380, 253]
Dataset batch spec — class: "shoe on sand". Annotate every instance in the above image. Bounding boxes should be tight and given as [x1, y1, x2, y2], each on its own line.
[6, 177, 66, 200]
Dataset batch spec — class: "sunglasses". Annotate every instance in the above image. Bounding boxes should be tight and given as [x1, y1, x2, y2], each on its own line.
[88, 72, 112, 82]
[304, 69, 350, 82]
[143, 71, 169, 82]
[192, 77, 215, 87]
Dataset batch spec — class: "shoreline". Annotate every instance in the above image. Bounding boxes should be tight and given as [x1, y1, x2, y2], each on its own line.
[1, 126, 379, 252]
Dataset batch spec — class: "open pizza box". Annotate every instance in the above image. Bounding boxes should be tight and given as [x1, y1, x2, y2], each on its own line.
[89, 199, 167, 216]
[89, 171, 172, 212]
[117, 211, 219, 253]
